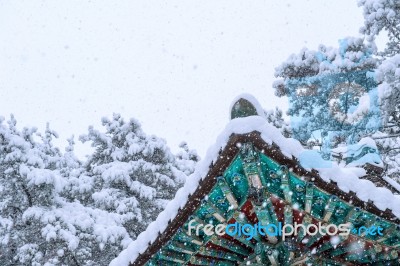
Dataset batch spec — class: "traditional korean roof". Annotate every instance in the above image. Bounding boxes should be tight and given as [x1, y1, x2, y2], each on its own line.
[110, 95, 400, 266]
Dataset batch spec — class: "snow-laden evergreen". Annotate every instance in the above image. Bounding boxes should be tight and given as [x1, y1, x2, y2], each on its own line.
[264, 107, 292, 138]
[78, 114, 193, 239]
[0, 116, 129, 265]
[0, 116, 63, 265]
[272, 1, 400, 185]
[354, 0, 400, 182]
[175, 141, 200, 176]
[273, 37, 380, 153]
[359, 0, 400, 56]
[374, 54, 400, 182]
[0, 114, 198, 265]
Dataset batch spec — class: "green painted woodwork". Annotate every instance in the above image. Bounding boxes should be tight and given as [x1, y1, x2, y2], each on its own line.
[189, 256, 234, 266]
[323, 195, 338, 222]
[295, 214, 312, 243]
[167, 241, 196, 255]
[157, 250, 188, 264]
[208, 235, 249, 256]
[230, 98, 259, 119]
[144, 142, 399, 265]
[254, 205, 278, 244]
[260, 154, 284, 198]
[305, 182, 314, 213]
[311, 189, 330, 219]
[318, 234, 348, 252]
[239, 142, 265, 189]
[223, 156, 248, 206]
[174, 228, 203, 246]
[262, 196, 280, 226]
[197, 246, 242, 261]
[231, 211, 263, 242]
[217, 177, 239, 210]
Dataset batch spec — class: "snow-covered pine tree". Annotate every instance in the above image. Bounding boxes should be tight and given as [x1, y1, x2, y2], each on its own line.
[79, 114, 188, 240]
[0, 116, 65, 265]
[273, 2, 400, 184]
[0, 117, 132, 265]
[264, 107, 292, 138]
[359, 0, 400, 57]
[175, 141, 200, 176]
[273, 37, 380, 156]
[60, 135, 92, 204]
[357, 0, 400, 182]
[374, 55, 400, 182]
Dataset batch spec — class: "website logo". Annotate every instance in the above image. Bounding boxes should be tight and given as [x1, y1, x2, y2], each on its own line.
[187, 219, 383, 240]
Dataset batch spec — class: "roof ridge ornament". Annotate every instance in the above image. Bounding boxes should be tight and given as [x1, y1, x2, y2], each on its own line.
[229, 93, 265, 120]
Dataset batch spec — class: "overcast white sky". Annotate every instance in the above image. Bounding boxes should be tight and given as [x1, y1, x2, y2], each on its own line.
[0, 0, 366, 159]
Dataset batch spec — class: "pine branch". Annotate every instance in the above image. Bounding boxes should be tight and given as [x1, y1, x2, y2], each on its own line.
[372, 133, 400, 140]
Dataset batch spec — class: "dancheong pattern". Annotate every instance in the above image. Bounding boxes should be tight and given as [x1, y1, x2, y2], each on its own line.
[144, 142, 400, 265]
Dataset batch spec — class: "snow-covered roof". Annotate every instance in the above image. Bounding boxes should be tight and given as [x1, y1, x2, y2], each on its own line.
[110, 116, 400, 266]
